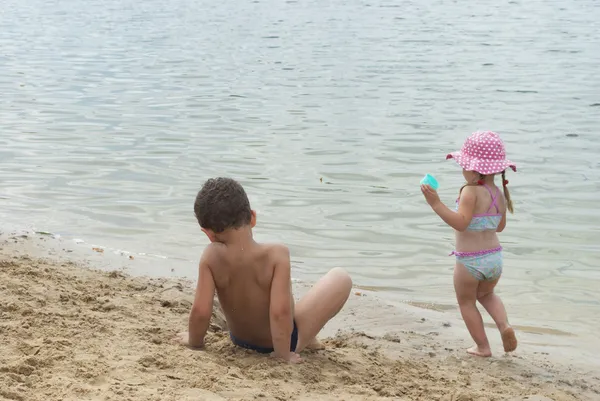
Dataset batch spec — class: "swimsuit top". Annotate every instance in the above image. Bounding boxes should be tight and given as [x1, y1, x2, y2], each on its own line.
[455, 184, 503, 232]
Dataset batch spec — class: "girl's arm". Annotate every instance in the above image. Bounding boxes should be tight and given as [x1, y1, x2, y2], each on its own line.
[496, 211, 507, 232]
[421, 185, 476, 232]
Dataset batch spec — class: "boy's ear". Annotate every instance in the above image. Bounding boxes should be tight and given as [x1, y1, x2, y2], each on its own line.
[201, 228, 217, 243]
[250, 210, 257, 228]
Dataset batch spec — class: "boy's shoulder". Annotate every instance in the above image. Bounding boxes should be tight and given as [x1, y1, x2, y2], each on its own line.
[200, 242, 225, 260]
[256, 242, 290, 262]
[201, 242, 290, 262]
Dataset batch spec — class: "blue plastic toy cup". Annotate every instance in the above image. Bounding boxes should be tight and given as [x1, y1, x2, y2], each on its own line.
[420, 174, 439, 190]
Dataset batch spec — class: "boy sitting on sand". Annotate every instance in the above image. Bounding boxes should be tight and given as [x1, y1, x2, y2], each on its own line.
[176, 177, 352, 363]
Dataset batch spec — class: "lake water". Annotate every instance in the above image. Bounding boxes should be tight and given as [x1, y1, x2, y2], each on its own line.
[1, 0, 599, 339]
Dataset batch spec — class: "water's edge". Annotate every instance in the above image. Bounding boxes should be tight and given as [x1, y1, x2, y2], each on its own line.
[2, 223, 598, 373]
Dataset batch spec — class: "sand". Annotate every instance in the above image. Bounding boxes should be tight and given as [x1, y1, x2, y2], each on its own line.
[1, 235, 599, 401]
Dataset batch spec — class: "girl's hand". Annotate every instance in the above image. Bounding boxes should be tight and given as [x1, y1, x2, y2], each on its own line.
[421, 185, 441, 208]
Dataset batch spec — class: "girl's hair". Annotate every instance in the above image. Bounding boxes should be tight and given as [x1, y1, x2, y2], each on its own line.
[502, 170, 514, 214]
[459, 171, 515, 214]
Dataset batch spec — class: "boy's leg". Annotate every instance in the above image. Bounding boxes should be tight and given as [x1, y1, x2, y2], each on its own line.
[454, 263, 491, 357]
[476, 279, 517, 352]
[294, 267, 352, 352]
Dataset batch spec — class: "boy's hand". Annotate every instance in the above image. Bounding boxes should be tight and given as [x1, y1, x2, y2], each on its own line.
[173, 331, 204, 350]
[421, 185, 441, 208]
[271, 351, 303, 364]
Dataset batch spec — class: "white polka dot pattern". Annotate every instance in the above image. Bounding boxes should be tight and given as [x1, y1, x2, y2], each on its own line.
[446, 131, 516, 175]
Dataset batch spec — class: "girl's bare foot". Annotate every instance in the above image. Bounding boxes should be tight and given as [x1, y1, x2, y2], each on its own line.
[501, 327, 517, 352]
[467, 345, 492, 357]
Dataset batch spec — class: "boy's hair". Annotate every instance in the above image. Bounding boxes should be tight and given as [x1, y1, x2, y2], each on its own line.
[194, 177, 252, 233]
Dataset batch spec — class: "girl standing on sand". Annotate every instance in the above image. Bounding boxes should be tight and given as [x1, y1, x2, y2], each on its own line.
[421, 131, 518, 357]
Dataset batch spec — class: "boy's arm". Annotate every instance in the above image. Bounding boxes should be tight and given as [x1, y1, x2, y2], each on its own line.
[269, 245, 294, 361]
[188, 253, 216, 348]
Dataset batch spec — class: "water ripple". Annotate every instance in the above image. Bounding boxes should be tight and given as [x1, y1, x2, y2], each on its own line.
[1, 0, 599, 337]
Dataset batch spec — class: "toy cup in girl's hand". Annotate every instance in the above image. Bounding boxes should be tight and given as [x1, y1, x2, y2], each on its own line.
[420, 174, 439, 190]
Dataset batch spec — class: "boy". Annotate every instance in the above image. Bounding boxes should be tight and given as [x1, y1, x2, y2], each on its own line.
[176, 177, 352, 363]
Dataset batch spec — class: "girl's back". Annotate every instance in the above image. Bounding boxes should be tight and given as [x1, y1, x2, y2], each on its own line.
[455, 183, 505, 253]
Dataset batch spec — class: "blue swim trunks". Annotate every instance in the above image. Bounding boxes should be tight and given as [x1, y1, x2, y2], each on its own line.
[229, 321, 298, 354]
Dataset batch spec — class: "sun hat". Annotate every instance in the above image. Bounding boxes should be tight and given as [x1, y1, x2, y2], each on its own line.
[446, 131, 516, 175]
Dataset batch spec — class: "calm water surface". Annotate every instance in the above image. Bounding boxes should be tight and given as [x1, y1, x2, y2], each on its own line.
[1, 0, 599, 337]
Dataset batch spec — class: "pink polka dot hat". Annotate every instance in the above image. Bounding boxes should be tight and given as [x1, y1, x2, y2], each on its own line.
[446, 131, 516, 175]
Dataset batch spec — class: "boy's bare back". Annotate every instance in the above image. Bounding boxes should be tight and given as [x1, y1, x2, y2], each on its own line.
[180, 177, 352, 363]
[205, 241, 293, 348]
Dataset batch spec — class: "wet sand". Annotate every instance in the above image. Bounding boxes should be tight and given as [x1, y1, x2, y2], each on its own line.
[1, 234, 599, 401]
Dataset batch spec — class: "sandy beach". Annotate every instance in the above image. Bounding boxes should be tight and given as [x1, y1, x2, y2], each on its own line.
[1, 233, 599, 401]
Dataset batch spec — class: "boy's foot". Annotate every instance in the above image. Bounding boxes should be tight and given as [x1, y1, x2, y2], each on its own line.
[501, 327, 517, 352]
[467, 345, 492, 357]
[305, 338, 325, 351]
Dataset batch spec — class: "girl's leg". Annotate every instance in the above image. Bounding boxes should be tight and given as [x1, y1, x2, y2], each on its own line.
[476, 278, 517, 352]
[454, 262, 491, 357]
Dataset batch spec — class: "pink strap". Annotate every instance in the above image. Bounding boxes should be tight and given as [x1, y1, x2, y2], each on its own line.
[482, 184, 500, 213]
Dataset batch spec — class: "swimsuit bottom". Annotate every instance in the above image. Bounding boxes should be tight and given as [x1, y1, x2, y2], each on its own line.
[230, 320, 298, 354]
[451, 247, 503, 281]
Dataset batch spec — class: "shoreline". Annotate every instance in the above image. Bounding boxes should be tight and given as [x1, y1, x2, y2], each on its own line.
[2, 222, 597, 344]
[1, 232, 599, 400]
[2, 227, 598, 361]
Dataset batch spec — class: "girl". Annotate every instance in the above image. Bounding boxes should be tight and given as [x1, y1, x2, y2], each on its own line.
[421, 131, 518, 357]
